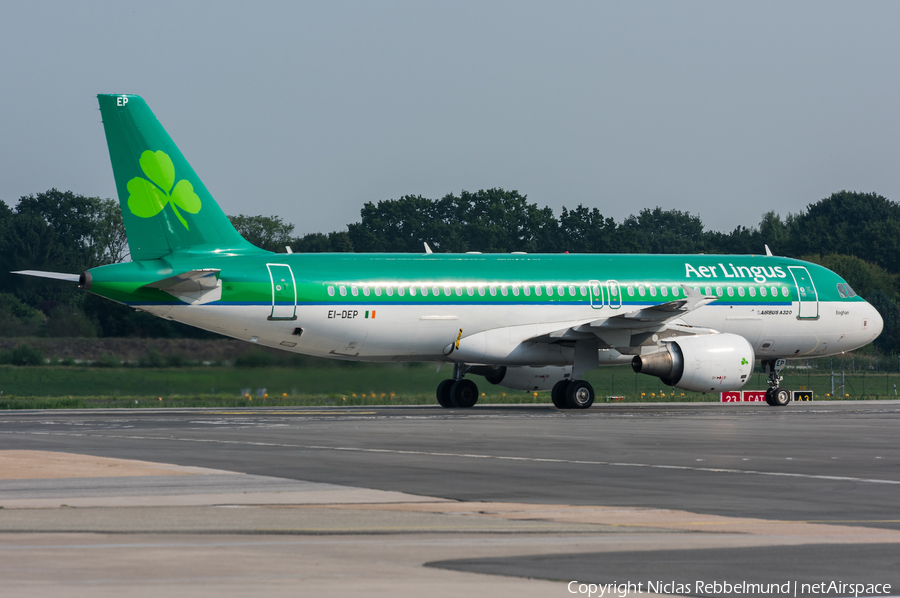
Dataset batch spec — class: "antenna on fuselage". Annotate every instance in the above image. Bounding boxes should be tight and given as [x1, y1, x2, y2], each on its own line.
[764, 244, 773, 256]
[424, 242, 434, 254]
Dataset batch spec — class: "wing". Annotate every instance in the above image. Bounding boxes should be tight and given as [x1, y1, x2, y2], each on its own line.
[531, 285, 718, 354]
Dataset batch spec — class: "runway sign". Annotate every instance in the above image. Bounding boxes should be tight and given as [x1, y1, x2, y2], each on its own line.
[720, 391, 768, 402]
[793, 390, 814, 401]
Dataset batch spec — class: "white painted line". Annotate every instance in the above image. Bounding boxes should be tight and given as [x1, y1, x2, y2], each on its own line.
[4, 430, 900, 486]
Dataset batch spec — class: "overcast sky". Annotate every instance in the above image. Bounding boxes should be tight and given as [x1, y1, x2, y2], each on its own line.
[3, 1, 899, 236]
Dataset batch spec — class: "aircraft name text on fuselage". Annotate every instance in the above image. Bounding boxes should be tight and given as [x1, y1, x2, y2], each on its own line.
[685, 262, 787, 283]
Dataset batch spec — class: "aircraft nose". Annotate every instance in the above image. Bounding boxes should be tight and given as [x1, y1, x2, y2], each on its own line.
[867, 301, 884, 342]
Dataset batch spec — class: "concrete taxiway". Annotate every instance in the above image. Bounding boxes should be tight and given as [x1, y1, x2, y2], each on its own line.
[0, 401, 897, 597]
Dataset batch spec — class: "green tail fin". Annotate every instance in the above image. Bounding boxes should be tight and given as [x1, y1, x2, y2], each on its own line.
[97, 94, 264, 260]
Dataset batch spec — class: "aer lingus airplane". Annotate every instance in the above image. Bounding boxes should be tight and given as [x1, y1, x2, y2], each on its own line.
[15, 95, 884, 409]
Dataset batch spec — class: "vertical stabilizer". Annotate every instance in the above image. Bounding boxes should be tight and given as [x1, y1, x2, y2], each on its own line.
[97, 94, 263, 260]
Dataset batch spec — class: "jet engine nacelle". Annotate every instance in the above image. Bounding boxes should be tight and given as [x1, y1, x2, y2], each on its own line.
[480, 365, 573, 391]
[631, 333, 754, 393]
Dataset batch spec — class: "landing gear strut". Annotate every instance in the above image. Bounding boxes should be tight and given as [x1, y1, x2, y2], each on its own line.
[435, 363, 480, 408]
[762, 358, 791, 407]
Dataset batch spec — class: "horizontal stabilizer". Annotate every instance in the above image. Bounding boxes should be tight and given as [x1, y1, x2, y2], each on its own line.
[12, 270, 81, 282]
[142, 269, 221, 305]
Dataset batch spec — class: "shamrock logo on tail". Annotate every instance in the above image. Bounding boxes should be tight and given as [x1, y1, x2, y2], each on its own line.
[127, 150, 201, 230]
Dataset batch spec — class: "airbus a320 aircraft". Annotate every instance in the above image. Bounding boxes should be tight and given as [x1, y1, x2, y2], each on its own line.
[16, 95, 884, 409]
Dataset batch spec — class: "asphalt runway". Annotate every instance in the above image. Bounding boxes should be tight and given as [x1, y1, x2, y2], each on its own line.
[0, 401, 898, 597]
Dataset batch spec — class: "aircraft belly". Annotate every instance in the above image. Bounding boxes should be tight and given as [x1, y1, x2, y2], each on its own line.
[143, 299, 874, 364]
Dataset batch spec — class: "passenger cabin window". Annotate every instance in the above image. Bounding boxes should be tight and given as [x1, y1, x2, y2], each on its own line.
[627, 286, 635, 296]
[760, 287, 767, 297]
[399, 287, 405, 297]
[386, 287, 393, 297]
[727, 287, 734, 297]
[649, 286, 657, 297]
[478, 286, 485, 296]
[671, 286, 680, 297]
[524, 286, 531, 296]
[782, 287, 789, 297]
[512, 286, 519, 296]
[490, 286, 497, 296]
[433, 286, 440, 296]
[467, 286, 474, 296]
[580, 285, 587, 297]
[738, 287, 745, 297]
[420, 286, 427, 296]
[638, 286, 646, 297]
[704, 287, 711, 295]
[502, 286, 509, 296]
[716, 287, 723, 297]
[535, 286, 542, 297]
[375, 286, 382, 296]
[363, 286, 370, 297]
[409, 287, 417, 297]
[748, 287, 756, 297]
[444, 286, 451, 296]
[328, 286, 335, 296]
[351, 286, 359, 297]
[661, 286, 668, 297]
[340, 286, 347, 297]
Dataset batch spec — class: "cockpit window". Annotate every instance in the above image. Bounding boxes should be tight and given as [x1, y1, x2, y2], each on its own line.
[845, 283, 857, 298]
[836, 283, 848, 298]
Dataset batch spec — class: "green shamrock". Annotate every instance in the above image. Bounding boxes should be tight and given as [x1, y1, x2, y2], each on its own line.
[127, 150, 201, 230]
[741, 357, 749, 366]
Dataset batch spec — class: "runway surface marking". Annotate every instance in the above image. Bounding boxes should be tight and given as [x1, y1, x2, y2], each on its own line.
[204, 411, 378, 415]
[4, 429, 900, 486]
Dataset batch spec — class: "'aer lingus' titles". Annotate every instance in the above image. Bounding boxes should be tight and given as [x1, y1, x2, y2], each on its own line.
[685, 263, 787, 284]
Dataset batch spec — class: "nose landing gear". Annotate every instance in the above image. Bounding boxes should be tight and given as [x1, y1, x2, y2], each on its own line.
[762, 358, 792, 406]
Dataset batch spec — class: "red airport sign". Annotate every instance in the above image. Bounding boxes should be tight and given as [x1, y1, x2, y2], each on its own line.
[720, 390, 814, 402]
[719, 391, 772, 403]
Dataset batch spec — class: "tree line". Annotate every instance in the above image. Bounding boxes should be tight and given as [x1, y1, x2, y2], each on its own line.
[3, 187, 900, 353]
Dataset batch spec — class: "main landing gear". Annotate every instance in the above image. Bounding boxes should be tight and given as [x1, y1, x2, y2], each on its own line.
[551, 379, 595, 409]
[762, 358, 792, 407]
[436, 364, 480, 408]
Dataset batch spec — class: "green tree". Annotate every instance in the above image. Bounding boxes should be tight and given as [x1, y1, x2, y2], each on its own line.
[228, 214, 294, 252]
[348, 189, 560, 253]
[786, 191, 900, 273]
[292, 231, 353, 252]
[557, 205, 619, 253]
[619, 207, 706, 254]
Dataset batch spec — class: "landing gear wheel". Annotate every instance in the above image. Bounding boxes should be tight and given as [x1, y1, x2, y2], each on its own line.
[764, 388, 776, 406]
[772, 387, 792, 406]
[551, 380, 571, 409]
[450, 379, 479, 408]
[436, 379, 455, 408]
[566, 380, 595, 409]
